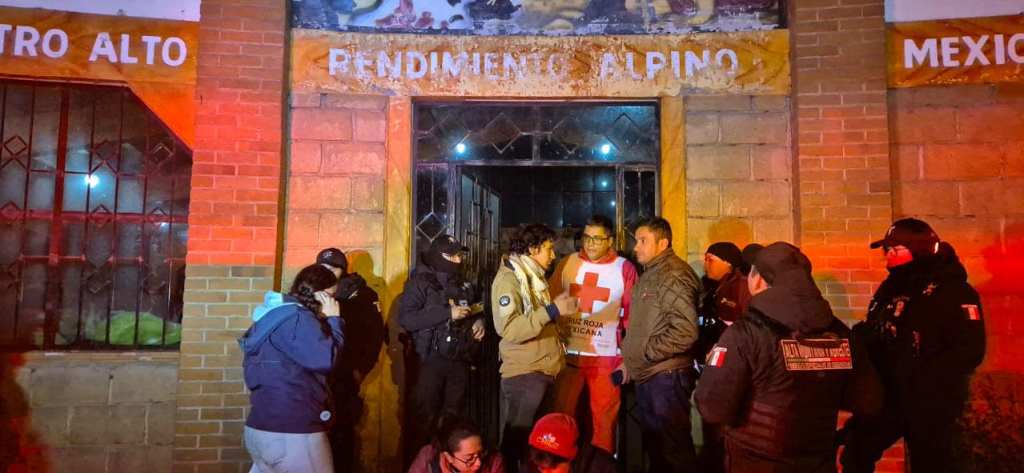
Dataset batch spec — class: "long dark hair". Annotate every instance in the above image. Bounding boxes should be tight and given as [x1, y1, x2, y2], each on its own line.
[288, 264, 339, 315]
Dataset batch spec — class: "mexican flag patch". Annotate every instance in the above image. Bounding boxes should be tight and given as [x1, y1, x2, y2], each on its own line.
[962, 304, 981, 321]
[707, 346, 728, 368]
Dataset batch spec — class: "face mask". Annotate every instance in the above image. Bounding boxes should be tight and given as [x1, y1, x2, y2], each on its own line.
[885, 246, 914, 268]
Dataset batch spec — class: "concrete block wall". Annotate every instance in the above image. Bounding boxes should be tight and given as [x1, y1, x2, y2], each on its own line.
[283, 92, 395, 472]
[284, 92, 388, 285]
[10, 353, 178, 473]
[685, 95, 794, 268]
[890, 83, 1024, 372]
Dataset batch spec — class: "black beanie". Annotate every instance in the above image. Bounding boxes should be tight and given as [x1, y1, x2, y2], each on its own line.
[706, 242, 743, 269]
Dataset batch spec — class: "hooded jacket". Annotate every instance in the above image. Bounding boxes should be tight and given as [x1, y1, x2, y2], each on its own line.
[240, 292, 345, 434]
[694, 243, 874, 472]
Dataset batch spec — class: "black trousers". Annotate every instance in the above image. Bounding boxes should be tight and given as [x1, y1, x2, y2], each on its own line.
[840, 405, 964, 473]
[409, 356, 469, 450]
[329, 373, 363, 473]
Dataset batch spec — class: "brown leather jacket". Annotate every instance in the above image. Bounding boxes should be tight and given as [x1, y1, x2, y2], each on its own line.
[622, 249, 702, 383]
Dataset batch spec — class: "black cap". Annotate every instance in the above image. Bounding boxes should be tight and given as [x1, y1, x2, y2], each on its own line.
[870, 218, 940, 257]
[429, 235, 469, 256]
[706, 242, 743, 269]
[741, 243, 764, 276]
[316, 247, 348, 271]
[752, 242, 812, 286]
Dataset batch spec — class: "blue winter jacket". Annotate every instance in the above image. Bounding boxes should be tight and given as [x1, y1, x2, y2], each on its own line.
[240, 292, 345, 433]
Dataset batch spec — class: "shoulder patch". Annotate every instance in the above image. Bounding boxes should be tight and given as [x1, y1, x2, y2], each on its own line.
[780, 338, 852, 371]
[499, 295, 511, 307]
[961, 304, 982, 321]
[707, 346, 728, 367]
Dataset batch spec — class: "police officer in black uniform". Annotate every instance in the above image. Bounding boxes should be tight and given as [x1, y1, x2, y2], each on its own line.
[694, 242, 878, 473]
[316, 248, 387, 473]
[840, 218, 986, 473]
[398, 236, 486, 464]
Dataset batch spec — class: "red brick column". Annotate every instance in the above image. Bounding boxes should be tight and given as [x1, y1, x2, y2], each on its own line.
[174, 0, 287, 471]
[791, 0, 892, 319]
[791, 1, 903, 472]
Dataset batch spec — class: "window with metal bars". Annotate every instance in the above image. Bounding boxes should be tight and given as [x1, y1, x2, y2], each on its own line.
[0, 80, 191, 350]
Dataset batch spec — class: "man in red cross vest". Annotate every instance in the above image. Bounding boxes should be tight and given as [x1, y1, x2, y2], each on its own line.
[548, 215, 638, 454]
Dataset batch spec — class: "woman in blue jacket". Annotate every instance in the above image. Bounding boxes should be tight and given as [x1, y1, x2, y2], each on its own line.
[241, 264, 345, 473]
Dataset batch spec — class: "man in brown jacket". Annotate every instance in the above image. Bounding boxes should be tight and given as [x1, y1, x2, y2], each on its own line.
[492, 223, 578, 473]
[620, 217, 702, 473]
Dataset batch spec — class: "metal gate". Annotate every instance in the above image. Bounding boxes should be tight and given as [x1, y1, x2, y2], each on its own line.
[410, 101, 659, 468]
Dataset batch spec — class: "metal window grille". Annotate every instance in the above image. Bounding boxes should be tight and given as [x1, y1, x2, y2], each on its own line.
[0, 80, 191, 350]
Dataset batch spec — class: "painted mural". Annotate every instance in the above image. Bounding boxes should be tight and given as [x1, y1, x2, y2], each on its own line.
[291, 0, 782, 35]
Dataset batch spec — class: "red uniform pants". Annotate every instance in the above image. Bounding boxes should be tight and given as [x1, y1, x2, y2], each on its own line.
[551, 354, 621, 454]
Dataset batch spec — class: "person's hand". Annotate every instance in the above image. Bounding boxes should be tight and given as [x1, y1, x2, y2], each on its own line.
[553, 292, 579, 316]
[472, 319, 485, 341]
[611, 362, 629, 385]
[316, 291, 340, 317]
[450, 300, 471, 321]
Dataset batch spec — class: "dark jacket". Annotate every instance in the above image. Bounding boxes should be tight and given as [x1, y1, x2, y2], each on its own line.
[399, 260, 479, 361]
[856, 243, 985, 412]
[711, 269, 752, 323]
[696, 270, 753, 362]
[336, 282, 385, 382]
[241, 292, 345, 434]
[694, 245, 870, 472]
[622, 249, 702, 383]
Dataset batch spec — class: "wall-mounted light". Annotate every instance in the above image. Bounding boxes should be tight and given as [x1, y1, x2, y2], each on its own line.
[610, 200, 616, 207]
[85, 174, 100, 189]
[455, 142, 467, 155]
[600, 180, 609, 188]
[599, 143, 612, 155]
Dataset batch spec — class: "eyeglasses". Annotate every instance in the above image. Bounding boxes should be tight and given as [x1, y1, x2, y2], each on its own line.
[449, 452, 481, 467]
[582, 235, 611, 244]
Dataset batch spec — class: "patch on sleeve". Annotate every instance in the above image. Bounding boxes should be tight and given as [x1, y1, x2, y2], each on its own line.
[780, 338, 852, 371]
[499, 295, 511, 307]
[707, 346, 728, 368]
[961, 304, 982, 321]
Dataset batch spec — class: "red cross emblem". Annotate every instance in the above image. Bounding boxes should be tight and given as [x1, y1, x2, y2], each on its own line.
[570, 272, 611, 314]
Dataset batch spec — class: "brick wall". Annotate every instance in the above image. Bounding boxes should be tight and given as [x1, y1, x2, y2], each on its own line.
[790, 1, 904, 471]
[791, 0, 892, 321]
[9, 353, 177, 473]
[684, 95, 794, 267]
[890, 83, 1024, 372]
[176, 0, 288, 471]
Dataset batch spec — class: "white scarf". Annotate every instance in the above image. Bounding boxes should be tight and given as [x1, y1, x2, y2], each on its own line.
[506, 254, 551, 314]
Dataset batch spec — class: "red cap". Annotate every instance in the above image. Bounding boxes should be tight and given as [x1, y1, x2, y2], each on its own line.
[528, 414, 578, 460]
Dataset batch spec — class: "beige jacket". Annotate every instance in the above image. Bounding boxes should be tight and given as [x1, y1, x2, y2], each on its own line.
[490, 261, 564, 379]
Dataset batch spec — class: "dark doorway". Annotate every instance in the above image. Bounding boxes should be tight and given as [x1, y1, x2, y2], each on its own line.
[409, 101, 659, 470]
